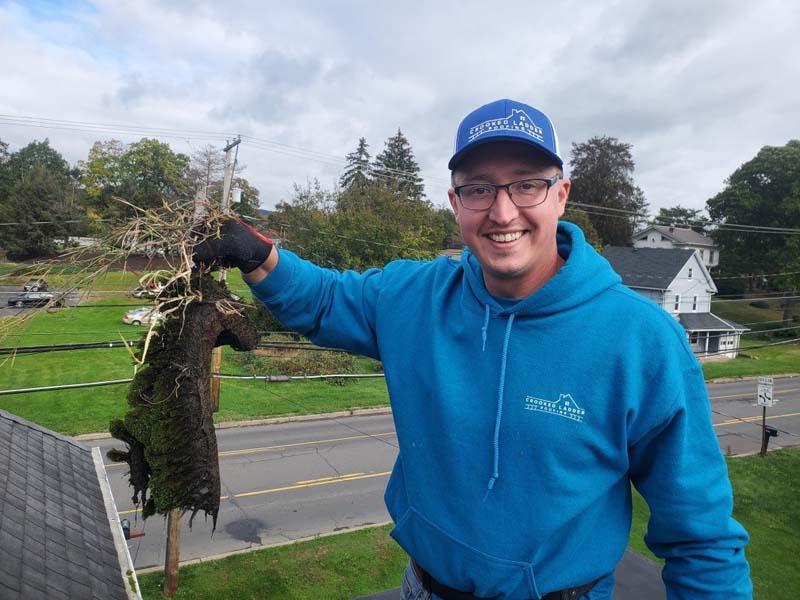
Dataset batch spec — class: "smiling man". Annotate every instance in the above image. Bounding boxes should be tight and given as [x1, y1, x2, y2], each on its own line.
[195, 99, 752, 599]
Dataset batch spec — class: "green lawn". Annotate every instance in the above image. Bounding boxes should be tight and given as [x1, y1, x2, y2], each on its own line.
[138, 525, 408, 600]
[712, 298, 798, 333]
[702, 341, 800, 380]
[138, 449, 800, 599]
[0, 270, 797, 435]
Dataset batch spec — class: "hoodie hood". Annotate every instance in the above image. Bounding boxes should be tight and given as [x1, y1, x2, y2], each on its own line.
[461, 221, 621, 316]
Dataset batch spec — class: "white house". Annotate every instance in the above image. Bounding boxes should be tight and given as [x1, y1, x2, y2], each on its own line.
[602, 247, 747, 359]
[632, 225, 719, 269]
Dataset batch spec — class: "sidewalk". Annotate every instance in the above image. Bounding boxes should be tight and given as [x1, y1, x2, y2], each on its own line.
[356, 550, 665, 600]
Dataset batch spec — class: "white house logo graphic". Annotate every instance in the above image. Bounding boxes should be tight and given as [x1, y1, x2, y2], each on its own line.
[467, 108, 545, 143]
[524, 393, 586, 423]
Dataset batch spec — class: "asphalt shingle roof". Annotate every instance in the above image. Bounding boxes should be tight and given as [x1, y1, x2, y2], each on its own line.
[639, 225, 715, 247]
[0, 410, 131, 600]
[601, 247, 695, 290]
[679, 313, 748, 331]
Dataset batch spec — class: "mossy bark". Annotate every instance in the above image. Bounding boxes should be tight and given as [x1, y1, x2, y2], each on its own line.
[108, 275, 259, 528]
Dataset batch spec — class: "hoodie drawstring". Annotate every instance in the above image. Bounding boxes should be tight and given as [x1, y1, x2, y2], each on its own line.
[487, 312, 515, 491]
[480, 304, 490, 352]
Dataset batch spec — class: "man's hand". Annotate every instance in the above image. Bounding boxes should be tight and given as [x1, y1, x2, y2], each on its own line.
[193, 219, 274, 274]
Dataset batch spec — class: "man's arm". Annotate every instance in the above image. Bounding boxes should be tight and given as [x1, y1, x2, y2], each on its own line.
[194, 219, 383, 358]
[629, 366, 751, 599]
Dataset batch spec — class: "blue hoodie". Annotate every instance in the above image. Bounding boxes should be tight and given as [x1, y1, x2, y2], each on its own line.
[249, 221, 751, 599]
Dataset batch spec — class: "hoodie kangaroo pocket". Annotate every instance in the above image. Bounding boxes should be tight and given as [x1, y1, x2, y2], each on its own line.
[390, 507, 540, 600]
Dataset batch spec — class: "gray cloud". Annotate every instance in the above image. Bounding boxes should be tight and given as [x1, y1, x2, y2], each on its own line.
[1, 0, 798, 213]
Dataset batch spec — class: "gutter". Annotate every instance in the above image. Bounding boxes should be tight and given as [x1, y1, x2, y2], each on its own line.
[92, 447, 143, 600]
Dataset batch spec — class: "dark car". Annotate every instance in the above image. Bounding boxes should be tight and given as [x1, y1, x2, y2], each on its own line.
[23, 279, 48, 292]
[7, 292, 59, 308]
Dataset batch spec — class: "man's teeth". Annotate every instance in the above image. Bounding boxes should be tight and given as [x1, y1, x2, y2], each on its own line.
[489, 231, 523, 243]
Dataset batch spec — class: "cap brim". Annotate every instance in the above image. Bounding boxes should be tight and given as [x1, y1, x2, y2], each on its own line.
[448, 135, 563, 171]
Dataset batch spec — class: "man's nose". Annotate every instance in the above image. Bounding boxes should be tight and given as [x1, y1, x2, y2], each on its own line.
[489, 187, 519, 223]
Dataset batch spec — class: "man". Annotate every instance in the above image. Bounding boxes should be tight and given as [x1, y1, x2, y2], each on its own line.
[195, 99, 752, 599]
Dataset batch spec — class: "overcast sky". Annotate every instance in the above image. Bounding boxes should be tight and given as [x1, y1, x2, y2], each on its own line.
[1, 0, 798, 213]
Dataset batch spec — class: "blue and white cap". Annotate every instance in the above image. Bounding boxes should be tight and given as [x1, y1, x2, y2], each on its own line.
[448, 99, 562, 170]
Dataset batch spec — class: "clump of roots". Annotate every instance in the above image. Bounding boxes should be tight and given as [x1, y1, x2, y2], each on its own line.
[108, 273, 260, 528]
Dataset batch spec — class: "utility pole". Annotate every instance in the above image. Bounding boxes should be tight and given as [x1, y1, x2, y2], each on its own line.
[164, 139, 241, 596]
[210, 136, 241, 413]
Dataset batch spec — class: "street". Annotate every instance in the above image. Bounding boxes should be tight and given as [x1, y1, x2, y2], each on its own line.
[87, 376, 800, 571]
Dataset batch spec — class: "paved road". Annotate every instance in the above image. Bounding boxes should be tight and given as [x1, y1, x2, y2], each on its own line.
[87, 376, 799, 577]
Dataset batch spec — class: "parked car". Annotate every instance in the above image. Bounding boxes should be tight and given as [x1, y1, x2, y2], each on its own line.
[130, 284, 165, 298]
[23, 279, 48, 292]
[122, 306, 163, 326]
[7, 292, 58, 308]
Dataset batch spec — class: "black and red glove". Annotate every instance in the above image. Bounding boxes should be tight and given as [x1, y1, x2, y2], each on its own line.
[193, 219, 274, 273]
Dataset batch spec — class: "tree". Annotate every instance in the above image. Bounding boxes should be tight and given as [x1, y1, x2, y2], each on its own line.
[655, 205, 708, 233]
[372, 129, 425, 201]
[564, 207, 603, 248]
[706, 140, 800, 300]
[80, 138, 191, 219]
[0, 140, 84, 259]
[568, 136, 648, 246]
[188, 144, 226, 198]
[207, 176, 261, 218]
[339, 137, 372, 190]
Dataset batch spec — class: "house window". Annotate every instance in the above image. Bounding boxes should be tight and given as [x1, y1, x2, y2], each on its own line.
[711, 250, 716, 263]
[690, 332, 699, 344]
[688, 268, 693, 279]
[692, 296, 698, 311]
[674, 294, 680, 311]
[700, 249, 705, 260]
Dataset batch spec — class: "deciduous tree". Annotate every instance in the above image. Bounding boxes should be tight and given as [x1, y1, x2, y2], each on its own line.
[568, 136, 648, 245]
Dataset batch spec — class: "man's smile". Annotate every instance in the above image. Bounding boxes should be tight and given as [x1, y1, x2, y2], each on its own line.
[486, 230, 527, 244]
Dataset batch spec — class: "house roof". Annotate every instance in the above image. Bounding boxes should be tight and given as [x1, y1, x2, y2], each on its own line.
[635, 225, 715, 247]
[601, 247, 695, 290]
[679, 313, 749, 332]
[0, 410, 134, 600]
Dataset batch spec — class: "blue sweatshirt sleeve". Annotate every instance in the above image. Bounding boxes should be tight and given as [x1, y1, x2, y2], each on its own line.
[247, 249, 382, 359]
[628, 365, 752, 599]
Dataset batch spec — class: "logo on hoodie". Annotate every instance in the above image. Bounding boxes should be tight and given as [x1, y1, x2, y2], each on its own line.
[524, 393, 585, 423]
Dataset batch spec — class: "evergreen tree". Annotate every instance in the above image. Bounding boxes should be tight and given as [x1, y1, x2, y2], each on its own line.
[339, 137, 372, 190]
[372, 129, 425, 201]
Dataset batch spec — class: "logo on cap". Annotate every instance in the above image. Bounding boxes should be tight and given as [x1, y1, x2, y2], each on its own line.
[467, 108, 544, 143]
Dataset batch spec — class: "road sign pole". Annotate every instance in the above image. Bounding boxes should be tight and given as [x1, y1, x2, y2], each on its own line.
[760, 405, 767, 457]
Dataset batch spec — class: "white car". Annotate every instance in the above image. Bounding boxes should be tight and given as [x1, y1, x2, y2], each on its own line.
[122, 306, 163, 326]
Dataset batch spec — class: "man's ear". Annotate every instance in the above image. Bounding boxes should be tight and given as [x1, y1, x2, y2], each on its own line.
[448, 188, 461, 224]
[556, 178, 570, 217]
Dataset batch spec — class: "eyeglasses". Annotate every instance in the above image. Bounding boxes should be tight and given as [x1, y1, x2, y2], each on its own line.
[453, 174, 562, 211]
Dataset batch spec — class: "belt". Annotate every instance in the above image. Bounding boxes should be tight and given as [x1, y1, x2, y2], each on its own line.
[411, 559, 598, 600]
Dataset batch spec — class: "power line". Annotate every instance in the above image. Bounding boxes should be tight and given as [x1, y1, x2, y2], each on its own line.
[6, 113, 800, 237]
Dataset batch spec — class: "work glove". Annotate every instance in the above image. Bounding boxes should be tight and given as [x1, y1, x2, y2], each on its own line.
[192, 219, 274, 273]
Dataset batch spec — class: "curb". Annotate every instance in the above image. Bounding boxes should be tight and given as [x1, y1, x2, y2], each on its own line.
[134, 520, 393, 574]
[73, 406, 393, 441]
[706, 373, 798, 384]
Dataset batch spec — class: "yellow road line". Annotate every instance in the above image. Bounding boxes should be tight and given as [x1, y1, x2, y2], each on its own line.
[714, 411, 800, 428]
[106, 431, 396, 468]
[117, 470, 392, 516]
[709, 387, 800, 401]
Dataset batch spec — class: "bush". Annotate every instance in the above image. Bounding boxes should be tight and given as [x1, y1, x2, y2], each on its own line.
[232, 347, 357, 385]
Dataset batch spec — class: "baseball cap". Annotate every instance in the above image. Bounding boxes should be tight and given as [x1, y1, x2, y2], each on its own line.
[448, 99, 562, 170]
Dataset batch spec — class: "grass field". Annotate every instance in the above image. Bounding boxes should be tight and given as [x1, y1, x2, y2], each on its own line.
[138, 449, 800, 599]
[0, 270, 797, 435]
[702, 341, 800, 380]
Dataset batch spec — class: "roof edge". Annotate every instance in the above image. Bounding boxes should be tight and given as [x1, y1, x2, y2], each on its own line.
[92, 447, 143, 600]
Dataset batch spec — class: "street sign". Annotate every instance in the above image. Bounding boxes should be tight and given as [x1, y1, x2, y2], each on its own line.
[757, 376, 774, 407]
